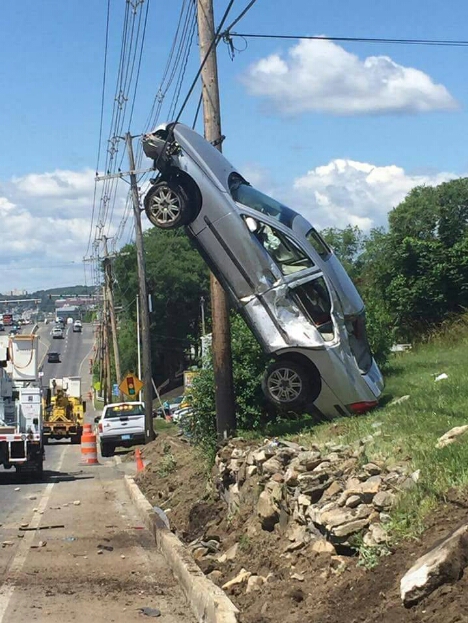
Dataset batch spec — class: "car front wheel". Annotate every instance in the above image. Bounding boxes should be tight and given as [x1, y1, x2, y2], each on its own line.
[144, 178, 198, 229]
[262, 360, 316, 411]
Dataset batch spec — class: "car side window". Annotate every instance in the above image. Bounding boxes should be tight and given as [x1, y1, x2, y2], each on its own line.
[290, 277, 334, 341]
[306, 228, 331, 259]
[244, 217, 315, 275]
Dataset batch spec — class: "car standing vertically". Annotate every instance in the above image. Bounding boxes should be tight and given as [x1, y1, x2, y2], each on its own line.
[141, 122, 383, 418]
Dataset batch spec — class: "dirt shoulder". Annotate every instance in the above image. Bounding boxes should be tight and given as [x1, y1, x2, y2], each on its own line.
[136, 432, 468, 623]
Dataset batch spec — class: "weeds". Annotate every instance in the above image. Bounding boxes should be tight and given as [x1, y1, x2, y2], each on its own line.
[157, 442, 177, 477]
[238, 534, 252, 552]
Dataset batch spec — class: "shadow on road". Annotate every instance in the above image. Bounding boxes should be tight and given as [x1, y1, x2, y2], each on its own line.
[0, 469, 95, 486]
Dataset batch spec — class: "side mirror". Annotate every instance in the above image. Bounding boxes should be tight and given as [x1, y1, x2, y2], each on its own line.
[94, 416, 100, 424]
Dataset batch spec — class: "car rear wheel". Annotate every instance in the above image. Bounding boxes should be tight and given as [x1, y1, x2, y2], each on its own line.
[262, 360, 315, 411]
[144, 177, 198, 229]
[100, 442, 114, 458]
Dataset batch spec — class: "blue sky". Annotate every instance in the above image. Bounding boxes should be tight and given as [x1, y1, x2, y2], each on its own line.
[0, 0, 466, 290]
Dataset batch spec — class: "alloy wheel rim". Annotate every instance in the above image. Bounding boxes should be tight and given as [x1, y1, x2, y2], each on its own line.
[268, 367, 302, 402]
[149, 187, 181, 224]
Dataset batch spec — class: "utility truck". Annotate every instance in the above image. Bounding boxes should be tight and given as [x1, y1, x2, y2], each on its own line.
[0, 334, 44, 477]
[43, 376, 85, 444]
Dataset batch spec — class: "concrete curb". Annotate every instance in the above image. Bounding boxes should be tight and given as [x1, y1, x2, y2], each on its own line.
[123, 474, 239, 623]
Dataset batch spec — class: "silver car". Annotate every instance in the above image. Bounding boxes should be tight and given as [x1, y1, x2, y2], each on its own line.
[142, 123, 383, 418]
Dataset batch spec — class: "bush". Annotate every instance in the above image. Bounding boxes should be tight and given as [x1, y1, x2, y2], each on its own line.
[190, 314, 272, 456]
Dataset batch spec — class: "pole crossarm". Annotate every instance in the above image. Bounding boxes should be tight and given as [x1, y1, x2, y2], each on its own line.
[95, 166, 155, 182]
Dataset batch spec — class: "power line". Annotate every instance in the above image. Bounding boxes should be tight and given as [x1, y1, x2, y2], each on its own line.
[222, 0, 259, 34]
[86, 0, 112, 258]
[225, 32, 468, 47]
[173, 0, 236, 124]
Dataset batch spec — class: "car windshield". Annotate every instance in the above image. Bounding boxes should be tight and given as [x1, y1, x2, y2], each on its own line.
[230, 177, 296, 227]
[104, 404, 144, 418]
[253, 222, 314, 275]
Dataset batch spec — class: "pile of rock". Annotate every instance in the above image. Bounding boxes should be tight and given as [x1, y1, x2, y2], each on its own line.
[213, 435, 419, 553]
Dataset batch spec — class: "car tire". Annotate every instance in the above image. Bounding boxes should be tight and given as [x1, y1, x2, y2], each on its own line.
[100, 442, 113, 458]
[144, 176, 199, 229]
[262, 360, 317, 411]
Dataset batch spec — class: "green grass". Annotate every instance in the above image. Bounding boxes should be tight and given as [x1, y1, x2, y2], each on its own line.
[241, 317, 468, 541]
[154, 418, 177, 433]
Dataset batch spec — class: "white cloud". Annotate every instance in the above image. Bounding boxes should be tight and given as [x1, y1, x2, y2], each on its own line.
[285, 159, 456, 230]
[0, 169, 131, 292]
[241, 39, 458, 115]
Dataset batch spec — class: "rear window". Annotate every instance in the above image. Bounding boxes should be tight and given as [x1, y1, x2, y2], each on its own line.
[104, 404, 144, 419]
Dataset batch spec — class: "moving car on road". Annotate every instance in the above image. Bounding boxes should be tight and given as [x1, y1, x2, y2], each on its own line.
[96, 401, 146, 457]
[52, 326, 64, 339]
[142, 122, 383, 418]
[47, 351, 61, 363]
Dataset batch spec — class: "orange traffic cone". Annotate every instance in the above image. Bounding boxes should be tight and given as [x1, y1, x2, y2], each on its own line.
[135, 448, 144, 473]
[80, 424, 99, 465]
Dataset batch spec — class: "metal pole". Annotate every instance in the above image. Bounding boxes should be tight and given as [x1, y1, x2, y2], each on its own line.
[125, 132, 155, 442]
[136, 293, 142, 400]
[197, 0, 236, 439]
[200, 296, 206, 336]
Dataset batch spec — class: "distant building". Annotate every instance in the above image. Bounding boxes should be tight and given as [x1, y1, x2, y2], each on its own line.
[56, 305, 80, 321]
[9, 289, 28, 296]
[55, 296, 96, 309]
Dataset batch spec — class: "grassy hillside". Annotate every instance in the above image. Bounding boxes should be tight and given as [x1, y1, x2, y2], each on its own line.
[251, 314, 468, 542]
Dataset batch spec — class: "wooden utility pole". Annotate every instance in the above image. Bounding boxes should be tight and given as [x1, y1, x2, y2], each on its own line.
[125, 132, 155, 442]
[197, 0, 236, 439]
[102, 284, 112, 404]
[102, 236, 122, 400]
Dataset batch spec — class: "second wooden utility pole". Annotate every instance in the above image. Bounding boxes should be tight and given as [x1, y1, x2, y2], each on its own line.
[102, 236, 122, 400]
[102, 283, 113, 404]
[126, 132, 155, 443]
[197, 0, 236, 439]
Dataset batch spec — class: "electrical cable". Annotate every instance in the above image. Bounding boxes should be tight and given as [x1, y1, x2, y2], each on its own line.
[173, 0, 237, 124]
[226, 32, 468, 47]
[221, 0, 259, 35]
[86, 0, 112, 258]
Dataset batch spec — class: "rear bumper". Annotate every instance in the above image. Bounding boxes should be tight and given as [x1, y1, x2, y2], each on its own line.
[43, 425, 82, 437]
[99, 433, 145, 446]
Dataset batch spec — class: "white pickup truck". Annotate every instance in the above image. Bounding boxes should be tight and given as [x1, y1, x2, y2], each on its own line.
[95, 401, 145, 457]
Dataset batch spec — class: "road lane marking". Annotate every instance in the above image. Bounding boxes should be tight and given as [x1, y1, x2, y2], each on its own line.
[0, 447, 67, 622]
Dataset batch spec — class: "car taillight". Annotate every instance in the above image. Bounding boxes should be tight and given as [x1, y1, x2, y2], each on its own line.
[347, 400, 378, 414]
[98, 423, 103, 432]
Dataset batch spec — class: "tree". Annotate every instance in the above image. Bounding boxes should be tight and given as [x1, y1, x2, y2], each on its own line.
[113, 227, 210, 387]
[364, 177, 468, 339]
[321, 225, 364, 281]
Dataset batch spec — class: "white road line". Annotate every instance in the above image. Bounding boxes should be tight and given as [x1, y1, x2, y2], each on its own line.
[0, 447, 67, 622]
[78, 341, 95, 378]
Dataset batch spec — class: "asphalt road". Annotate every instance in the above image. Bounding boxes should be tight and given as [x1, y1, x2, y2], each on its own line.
[0, 323, 194, 622]
[0, 323, 97, 537]
[38, 322, 95, 393]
